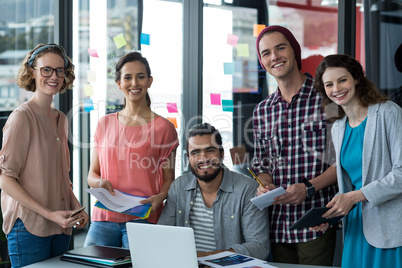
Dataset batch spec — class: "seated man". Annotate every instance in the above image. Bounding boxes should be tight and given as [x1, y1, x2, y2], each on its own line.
[158, 123, 270, 261]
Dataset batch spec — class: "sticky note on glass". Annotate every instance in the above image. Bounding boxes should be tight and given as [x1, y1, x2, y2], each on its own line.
[88, 48, 99, 58]
[210, 93, 221, 105]
[84, 84, 93, 96]
[113, 33, 127, 49]
[140, 33, 150, 45]
[167, 103, 178, 113]
[167, 117, 178, 128]
[83, 99, 94, 112]
[222, 99, 234, 112]
[224, 62, 235, 75]
[87, 70, 96, 82]
[227, 34, 239, 47]
[253, 24, 266, 37]
[237, 44, 249, 57]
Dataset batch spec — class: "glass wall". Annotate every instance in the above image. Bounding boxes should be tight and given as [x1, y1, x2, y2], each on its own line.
[202, 0, 339, 174]
[356, 0, 365, 65]
[0, 0, 55, 111]
[203, 3, 260, 172]
[267, 1, 338, 93]
[72, 0, 183, 212]
[365, 0, 402, 107]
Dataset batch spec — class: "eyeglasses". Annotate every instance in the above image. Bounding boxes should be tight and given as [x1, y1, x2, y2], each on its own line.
[33, 66, 67, 78]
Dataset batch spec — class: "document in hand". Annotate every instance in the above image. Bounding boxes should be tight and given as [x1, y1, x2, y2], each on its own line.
[198, 251, 277, 268]
[86, 188, 151, 218]
[60, 245, 131, 268]
[94, 200, 151, 219]
[250, 186, 287, 210]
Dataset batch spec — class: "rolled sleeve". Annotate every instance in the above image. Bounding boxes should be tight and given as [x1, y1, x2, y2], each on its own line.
[229, 186, 270, 260]
[0, 110, 30, 180]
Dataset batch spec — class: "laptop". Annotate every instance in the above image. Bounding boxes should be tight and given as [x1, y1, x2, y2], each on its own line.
[126, 222, 199, 268]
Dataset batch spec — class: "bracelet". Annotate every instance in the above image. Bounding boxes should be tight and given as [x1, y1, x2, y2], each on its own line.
[99, 178, 103, 188]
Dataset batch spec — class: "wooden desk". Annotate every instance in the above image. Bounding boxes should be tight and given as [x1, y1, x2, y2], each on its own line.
[25, 256, 340, 268]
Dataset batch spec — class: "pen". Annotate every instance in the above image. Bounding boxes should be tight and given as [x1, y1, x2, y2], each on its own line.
[247, 167, 266, 188]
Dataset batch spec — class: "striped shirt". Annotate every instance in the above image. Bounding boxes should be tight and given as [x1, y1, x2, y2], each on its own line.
[189, 186, 216, 252]
[252, 73, 337, 243]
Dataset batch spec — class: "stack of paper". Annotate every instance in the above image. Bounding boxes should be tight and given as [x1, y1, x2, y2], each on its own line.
[86, 188, 152, 219]
[60, 245, 131, 268]
[250, 186, 287, 210]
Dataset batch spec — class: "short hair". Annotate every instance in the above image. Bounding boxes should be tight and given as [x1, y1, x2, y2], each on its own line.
[17, 43, 75, 93]
[115, 52, 152, 107]
[256, 25, 302, 70]
[314, 54, 388, 122]
[186, 123, 223, 154]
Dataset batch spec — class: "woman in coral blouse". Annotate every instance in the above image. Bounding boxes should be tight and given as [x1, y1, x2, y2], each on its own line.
[84, 52, 179, 248]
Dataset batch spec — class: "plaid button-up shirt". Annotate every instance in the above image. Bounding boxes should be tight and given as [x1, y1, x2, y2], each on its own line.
[252, 74, 337, 243]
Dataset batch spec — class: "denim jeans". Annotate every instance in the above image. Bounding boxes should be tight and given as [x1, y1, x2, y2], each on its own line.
[84, 219, 152, 249]
[7, 218, 71, 268]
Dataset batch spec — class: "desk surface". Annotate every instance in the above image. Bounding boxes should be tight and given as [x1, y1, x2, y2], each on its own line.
[25, 256, 339, 268]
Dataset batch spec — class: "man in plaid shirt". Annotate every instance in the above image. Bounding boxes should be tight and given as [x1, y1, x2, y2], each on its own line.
[252, 25, 338, 265]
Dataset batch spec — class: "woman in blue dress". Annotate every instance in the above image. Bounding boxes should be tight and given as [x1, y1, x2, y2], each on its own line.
[312, 54, 402, 267]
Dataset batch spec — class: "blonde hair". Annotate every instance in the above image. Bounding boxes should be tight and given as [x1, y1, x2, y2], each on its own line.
[17, 43, 75, 93]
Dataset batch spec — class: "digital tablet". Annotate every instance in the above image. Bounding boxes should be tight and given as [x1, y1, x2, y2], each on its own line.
[289, 205, 357, 230]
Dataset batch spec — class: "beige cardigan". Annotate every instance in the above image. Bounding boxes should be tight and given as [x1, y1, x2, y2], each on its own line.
[0, 101, 72, 237]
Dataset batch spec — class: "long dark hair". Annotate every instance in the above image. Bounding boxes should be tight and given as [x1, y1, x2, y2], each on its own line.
[314, 54, 388, 122]
[115, 52, 152, 107]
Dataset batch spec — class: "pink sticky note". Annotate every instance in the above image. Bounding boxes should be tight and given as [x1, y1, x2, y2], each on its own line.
[167, 103, 178, 113]
[88, 48, 99, 58]
[210, 93, 221, 105]
[227, 34, 239, 47]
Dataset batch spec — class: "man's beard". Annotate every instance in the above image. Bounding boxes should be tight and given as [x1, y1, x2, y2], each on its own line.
[189, 161, 223, 183]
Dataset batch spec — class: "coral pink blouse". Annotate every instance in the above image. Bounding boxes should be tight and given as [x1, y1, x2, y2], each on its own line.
[91, 113, 179, 224]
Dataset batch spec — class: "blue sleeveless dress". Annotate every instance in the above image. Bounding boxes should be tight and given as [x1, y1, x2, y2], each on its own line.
[340, 118, 402, 268]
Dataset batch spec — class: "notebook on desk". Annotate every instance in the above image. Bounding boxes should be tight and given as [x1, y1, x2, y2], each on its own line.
[60, 245, 131, 267]
[126, 222, 199, 268]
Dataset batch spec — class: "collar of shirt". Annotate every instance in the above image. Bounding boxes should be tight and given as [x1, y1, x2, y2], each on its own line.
[272, 73, 314, 105]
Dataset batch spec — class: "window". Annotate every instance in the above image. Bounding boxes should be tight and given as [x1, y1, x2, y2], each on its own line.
[0, 0, 55, 111]
[363, 0, 402, 106]
[201, 0, 338, 174]
[203, 3, 261, 173]
[72, 0, 183, 213]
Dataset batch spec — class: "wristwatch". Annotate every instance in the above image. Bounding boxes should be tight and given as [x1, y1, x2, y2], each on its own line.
[303, 178, 316, 198]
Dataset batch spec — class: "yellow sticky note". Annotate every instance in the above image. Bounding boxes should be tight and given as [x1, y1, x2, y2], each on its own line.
[87, 70, 96, 83]
[237, 44, 249, 57]
[113, 33, 127, 49]
[84, 84, 93, 96]
[253, 24, 266, 37]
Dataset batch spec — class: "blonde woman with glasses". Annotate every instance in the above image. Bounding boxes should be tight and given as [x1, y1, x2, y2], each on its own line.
[0, 43, 88, 267]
